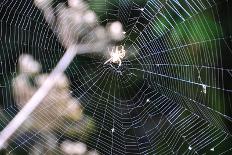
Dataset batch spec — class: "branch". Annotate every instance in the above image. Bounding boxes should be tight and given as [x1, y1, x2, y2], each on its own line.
[0, 44, 104, 149]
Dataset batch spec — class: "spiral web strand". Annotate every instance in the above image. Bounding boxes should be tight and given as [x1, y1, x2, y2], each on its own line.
[1, 0, 232, 154]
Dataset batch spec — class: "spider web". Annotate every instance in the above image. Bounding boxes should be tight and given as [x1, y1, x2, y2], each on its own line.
[1, 0, 232, 154]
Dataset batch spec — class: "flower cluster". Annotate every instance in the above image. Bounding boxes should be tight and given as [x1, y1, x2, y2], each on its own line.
[34, 0, 125, 49]
[61, 140, 99, 155]
[12, 54, 82, 131]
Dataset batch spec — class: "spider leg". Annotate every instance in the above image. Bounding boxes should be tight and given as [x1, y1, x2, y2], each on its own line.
[118, 59, 122, 66]
[104, 57, 113, 65]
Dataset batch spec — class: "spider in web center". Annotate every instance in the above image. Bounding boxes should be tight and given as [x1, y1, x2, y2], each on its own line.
[104, 45, 126, 67]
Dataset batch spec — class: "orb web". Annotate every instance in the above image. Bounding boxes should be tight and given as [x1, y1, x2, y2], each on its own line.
[1, 0, 232, 154]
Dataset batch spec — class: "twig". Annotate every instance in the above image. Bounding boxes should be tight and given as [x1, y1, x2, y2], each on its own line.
[0, 44, 103, 149]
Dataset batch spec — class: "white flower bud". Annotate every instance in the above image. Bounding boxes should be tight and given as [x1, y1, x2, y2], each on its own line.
[61, 141, 87, 155]
[55, 74, 69, 89]
[68, 0, 88, 10]
[83, 10, 97, 26]
[94, 26, 107, 40]
[65, 99, 82, 120]
[108, 21, 125, 41]
[18, 54, 41, 74]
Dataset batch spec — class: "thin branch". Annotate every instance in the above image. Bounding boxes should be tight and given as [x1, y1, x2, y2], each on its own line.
[0, 44, 104, 149]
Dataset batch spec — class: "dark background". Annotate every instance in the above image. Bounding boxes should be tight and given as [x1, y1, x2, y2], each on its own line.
[0, 0, 232, 154]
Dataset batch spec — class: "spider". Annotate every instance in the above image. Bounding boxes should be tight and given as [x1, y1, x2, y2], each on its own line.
[104, 46, 126, 66]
